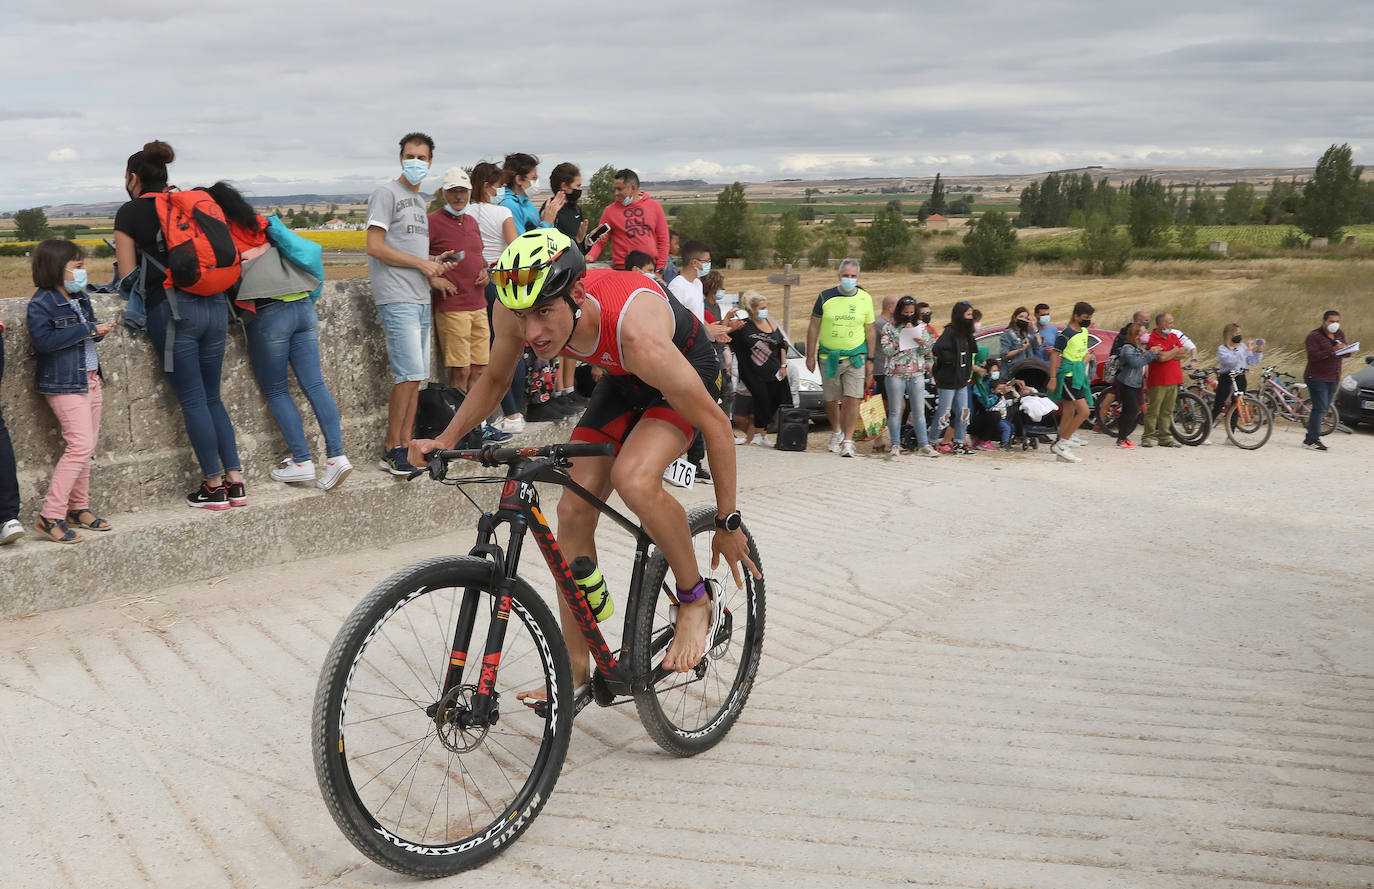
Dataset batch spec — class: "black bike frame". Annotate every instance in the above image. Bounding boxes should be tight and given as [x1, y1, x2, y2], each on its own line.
[437, 455, 657, 722]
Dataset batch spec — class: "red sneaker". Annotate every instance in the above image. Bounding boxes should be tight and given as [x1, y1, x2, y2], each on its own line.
[1116, 440, 1136, 450]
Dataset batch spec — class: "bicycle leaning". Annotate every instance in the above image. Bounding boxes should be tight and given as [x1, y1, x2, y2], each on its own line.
[1256, 365, 1339, 436]
[1184, 367, 1273, 449]
[311, 442, 766, 877]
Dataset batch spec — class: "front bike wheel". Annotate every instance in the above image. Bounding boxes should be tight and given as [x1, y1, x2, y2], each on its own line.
[1170, 390, 1212, 446]
[312, 556, 572, 877]
[1224, 393, 1273, 449]
[1095, 396, 1121, 436]
[630, 505, 765, 757]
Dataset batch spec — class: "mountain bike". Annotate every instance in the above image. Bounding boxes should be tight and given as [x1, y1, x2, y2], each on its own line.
[1257, 365, 1338, 436]
[311, 442, 765, 877]
[1094, 385, 1211, 445]
[1186, 368, 1272, 449]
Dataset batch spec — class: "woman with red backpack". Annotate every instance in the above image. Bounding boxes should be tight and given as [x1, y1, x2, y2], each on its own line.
[114, 140, 245, 510]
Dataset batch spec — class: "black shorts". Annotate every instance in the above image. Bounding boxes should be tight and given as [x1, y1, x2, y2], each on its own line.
[570, 307, 722, 454]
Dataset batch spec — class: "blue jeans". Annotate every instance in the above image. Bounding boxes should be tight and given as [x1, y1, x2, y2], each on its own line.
[147, 295, 241, 478]
[244, 299, 344, 461]
[886, 374, 928, 448]
[928, 386, 969, 444]
[1304, 377, 1338, 443]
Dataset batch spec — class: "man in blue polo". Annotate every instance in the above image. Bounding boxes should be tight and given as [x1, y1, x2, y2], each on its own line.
[805, 259, 876, 458]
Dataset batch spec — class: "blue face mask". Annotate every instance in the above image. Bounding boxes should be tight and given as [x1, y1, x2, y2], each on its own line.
[756, 308, 769, 319]
[839, 277, 858, 292]
[443, 203, 466, 217]
[64, 268, 88, 293]
[401, 159, 429, 185]
[621, 194, 634, 206]
[991, 371, 1000, 380]
[698, 261, 711, 275]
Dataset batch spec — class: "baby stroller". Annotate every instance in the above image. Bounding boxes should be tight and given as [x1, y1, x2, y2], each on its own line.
[1009, 358, 1060, 450]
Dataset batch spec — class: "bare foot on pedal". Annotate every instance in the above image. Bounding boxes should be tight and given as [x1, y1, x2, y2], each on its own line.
[662, 597, 712, 672]
[515, 687, 548, 709]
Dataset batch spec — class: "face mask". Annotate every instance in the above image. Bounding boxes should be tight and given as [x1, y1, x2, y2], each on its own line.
[756, 308, 771, 320]
[524, 178, 539, 195]
[443, 203, 467, 217]
[401, 159, 429, 185]
[641, 271, 657, 280]
[621, 194, 635, 206]
[64, 268, 88, 293]
[919, 312, 932, 323]
[1327, 322, 1340, 333]
[567, 188, 582, 203]
[990, 371, 1000, 380]
[698, 261, 711, 275]
[897, 315, 915, 325]
[1231, 334, 1242, 344]
[1038, 315, 1051, 325]
[839, 277, 858, 292]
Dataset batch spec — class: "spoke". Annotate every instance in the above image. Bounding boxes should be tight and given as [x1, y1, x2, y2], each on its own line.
[423, 748, 457, 843]
[345, 706, 428, 726]
[400, 599, 442, 695]
[346, 687, 431, 705]
[352, 734, 428, 792]
[375, 624, 438, 707]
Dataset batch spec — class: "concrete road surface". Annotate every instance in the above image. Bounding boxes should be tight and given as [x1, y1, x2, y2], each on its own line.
[2, 425, 1372, 888]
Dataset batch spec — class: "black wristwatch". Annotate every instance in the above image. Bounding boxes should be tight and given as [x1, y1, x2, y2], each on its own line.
[714, 510, 742, 532]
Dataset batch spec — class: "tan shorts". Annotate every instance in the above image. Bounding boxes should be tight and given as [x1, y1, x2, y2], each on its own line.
[434, 309, 490, 368]
[822, 357, 867, 401]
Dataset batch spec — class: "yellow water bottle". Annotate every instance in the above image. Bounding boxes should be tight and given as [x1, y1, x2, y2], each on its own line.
[570, 556, 614, 622]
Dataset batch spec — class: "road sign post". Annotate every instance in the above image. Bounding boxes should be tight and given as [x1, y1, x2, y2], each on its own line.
[766, 264, 802, 337]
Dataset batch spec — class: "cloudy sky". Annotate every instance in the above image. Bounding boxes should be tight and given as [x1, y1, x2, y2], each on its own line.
[4, 0, 1371, 209]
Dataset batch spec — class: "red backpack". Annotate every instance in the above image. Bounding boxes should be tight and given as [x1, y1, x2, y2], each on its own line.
[144, 188, 242, 296]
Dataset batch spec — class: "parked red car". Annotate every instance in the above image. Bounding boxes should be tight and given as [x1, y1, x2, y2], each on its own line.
[975, 324, 1119, 384]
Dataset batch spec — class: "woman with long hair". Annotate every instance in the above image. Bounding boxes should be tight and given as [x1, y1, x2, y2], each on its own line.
[728, 292, 791, 447]
[880, 296, 936, 456]
[928, 301, 977, 454]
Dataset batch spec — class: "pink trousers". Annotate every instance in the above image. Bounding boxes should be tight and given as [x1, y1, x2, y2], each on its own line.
[42, 371, 103, 520]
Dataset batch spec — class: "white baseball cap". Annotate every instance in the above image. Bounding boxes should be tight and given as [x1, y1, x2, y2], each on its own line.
[440, 167, 471, 191]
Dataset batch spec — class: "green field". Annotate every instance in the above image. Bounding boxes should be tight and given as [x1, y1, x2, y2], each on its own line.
[1021, 223, 1374, 250]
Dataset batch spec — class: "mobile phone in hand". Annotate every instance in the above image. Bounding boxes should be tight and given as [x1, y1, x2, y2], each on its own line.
[586, 223, 611, 245]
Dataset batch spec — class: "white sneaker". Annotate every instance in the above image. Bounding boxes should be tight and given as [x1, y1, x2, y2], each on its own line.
[494, 414, 525, 434]
[917, 444, 939, 458]
[1, 518, 23, 545]
[751, 434, 774, 448]
[828, 431, 843, 453]
[1051, 440, 1082, 463]
[839, 440, 856, 458]
[317, 455, 353, 491]
[734, 434, 748, 445]
[270, 458, 315, 483]
[1066, 433, 1086, 447]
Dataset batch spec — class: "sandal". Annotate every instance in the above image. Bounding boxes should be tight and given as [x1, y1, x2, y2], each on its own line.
[35, 515, 82, 544]
[66, 509, 111, 531]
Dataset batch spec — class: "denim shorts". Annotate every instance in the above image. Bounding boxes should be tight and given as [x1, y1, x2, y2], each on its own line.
[376, 302, 432, 384]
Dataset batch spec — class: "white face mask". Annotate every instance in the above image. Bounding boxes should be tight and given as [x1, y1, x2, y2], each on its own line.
[1327, 321, 1340, 333]
[756, 308, 769, 319]
[524, 178, 539, 195]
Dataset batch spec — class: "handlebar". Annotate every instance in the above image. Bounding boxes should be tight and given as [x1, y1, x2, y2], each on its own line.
[407, 441, 616, 480]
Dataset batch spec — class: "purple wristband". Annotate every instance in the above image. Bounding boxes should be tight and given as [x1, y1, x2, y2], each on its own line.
[674, 579, 709, 604]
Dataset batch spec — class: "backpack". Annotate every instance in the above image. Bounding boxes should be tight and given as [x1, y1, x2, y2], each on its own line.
[143, 188, 242, 296]
[1102, 352, 1120, 384]
[415, 383, 485, 447]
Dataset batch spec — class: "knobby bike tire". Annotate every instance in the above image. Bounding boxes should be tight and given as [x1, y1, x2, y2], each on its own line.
[629, 505, 766, 757]
[1224, 393, 1273, 449]
[1171, 390, 1212, 446]
[1096, 397, 1121, 436]
[1259, 387, 1287, 422]
[312, 556, 572, 877]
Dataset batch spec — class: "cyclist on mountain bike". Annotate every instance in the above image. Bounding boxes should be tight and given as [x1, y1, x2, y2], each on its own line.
[409, 229, 759, 693]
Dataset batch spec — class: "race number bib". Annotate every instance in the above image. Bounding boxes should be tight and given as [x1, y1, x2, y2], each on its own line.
[661, 457, 696, 489]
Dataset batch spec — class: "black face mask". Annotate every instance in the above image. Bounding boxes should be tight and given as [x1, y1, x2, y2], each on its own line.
[897, 314, 916, 325]
[567, 188, 582, 203]
[919, 312, 932, 323]
[1231, 334, 1243, 344]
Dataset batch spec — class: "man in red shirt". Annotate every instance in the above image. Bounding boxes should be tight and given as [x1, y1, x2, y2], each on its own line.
[427, 168, 490, 390]
[585, 168, 669, 271]
[1140, 311, 1189, 447]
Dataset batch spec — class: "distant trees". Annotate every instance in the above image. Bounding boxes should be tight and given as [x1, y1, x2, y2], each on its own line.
[1079, 212, 1132, 275]
[1221, 182, 1257, 225]
[1297, 143, 1364, 240]
[1127, 177, 1172, 247]
[961, 211, 1018, 276]
[861, 205, 911, 269]
[1015, 172, 1118, 227]
[924, 173, 947, 215]
[773, 209, 807, 265]
[13, 207, 50, 240]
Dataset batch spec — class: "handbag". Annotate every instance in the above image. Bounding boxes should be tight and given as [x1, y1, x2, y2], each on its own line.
[853, 393, 887, 441]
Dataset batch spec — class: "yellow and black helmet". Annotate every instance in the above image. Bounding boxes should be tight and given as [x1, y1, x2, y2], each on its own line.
[493, 229, 586, 310]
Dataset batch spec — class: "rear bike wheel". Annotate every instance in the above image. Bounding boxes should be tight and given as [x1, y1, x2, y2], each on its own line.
[1224, 393, 1273, 449]
[1095, 396, 1121, 436]
[1258, 387, 1286, 421]
[312, 556, 572, 877]
[1297, 397, 1340, 436]
[630, 505, 766, 757]
[1170, 390, 1212, 446]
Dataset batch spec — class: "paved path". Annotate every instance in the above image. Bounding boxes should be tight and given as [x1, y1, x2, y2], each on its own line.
[2, 425, 1372, 888]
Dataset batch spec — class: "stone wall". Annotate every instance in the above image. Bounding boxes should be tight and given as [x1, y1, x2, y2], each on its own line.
[1, 278, 399, 516]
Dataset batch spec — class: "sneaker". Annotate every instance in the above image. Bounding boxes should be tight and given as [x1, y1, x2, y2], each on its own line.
[917, 445, 939, 457]
[1159, 439, 1183, 448]
[379, 446, 417, 476]
[999, 442, 1014, 451]
[270, 458, 316, 484]
[493, 414, 526, 434]
[827, 431, 843, 453]
[979, 440, 999, 451]
[1199, 437, 1214, 446]
[734, 433, 748, 445]
[936, 443, 953, 454]
[317, 456, 353, 491]
[187, 482, 230, 510]
[1116, 440, 1136, 450]
[1139, 439, 1155, 448]
[1303, 439, 1328, 451]
[226, 480, 247, 507]
[1051, 440, 1082, 463]
[482, 423, 514, 443]
[1, 518, 23, 545]
[751, 434, 774, 448]
[695, 465, 713, 483]
[839, 439, 856, 458]
[1068, 432, 1087, 446]
[951, 442, 971, 456]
